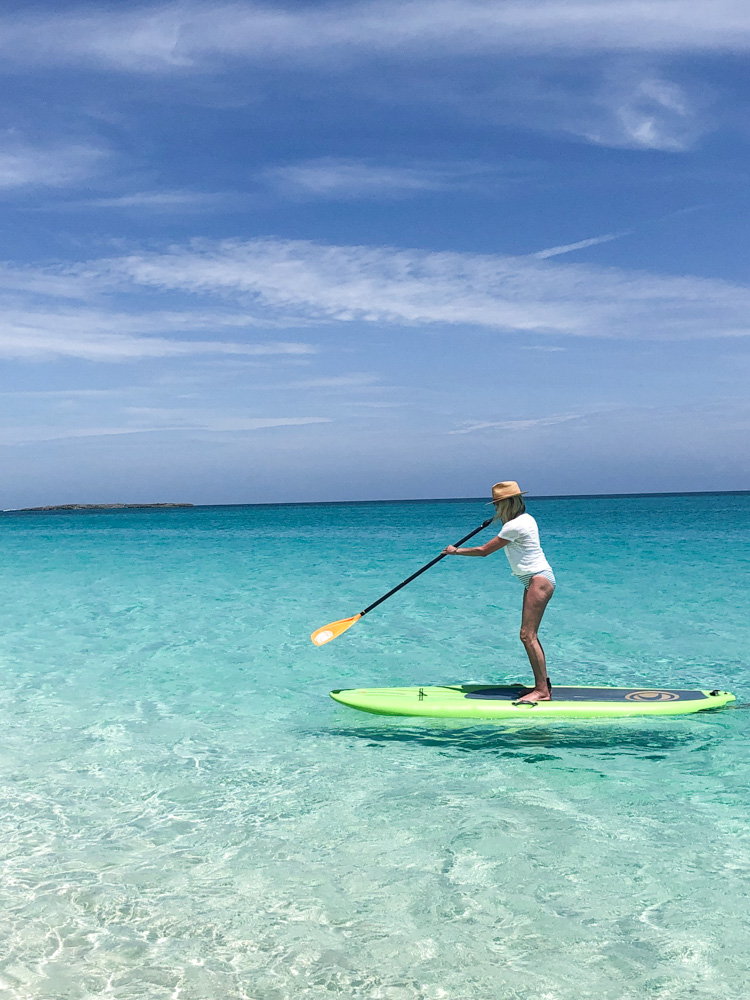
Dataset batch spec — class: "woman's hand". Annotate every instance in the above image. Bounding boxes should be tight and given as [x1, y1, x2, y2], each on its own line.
[443, 537, 507, 558]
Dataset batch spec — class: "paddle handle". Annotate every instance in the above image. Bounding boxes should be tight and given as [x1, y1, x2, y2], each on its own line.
[360, 517, 494, 617]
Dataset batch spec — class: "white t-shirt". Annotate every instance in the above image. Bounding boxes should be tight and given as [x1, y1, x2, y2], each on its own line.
[497, 512, 552, 577]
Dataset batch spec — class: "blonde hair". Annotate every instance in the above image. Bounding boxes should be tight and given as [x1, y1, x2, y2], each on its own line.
[493, 495, 526, 524]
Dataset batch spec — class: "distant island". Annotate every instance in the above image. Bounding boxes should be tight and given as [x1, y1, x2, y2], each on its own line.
[18, 503, 194, 512]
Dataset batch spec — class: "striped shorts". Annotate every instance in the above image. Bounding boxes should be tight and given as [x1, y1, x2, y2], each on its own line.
[516, 569, 556, 591]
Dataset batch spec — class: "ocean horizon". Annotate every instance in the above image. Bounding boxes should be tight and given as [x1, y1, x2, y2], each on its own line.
[5, 486, 750, 514]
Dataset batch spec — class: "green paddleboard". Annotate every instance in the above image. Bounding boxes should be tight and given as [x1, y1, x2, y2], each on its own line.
[330, 684, 736, 719]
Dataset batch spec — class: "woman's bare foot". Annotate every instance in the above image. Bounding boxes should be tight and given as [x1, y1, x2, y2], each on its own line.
[514, 687, 551, 704]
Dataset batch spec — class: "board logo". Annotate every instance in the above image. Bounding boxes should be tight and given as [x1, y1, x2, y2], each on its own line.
[625, 690, 680, 702]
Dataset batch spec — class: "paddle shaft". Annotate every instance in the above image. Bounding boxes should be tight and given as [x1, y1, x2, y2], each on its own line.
[360, 517, 495, 618]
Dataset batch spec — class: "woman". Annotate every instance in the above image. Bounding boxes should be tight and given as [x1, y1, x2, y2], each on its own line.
[443, 481, 556, 703]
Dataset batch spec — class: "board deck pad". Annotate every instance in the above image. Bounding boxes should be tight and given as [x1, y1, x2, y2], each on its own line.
[462, 686, 711, 702]
[330, 684, 735, 719]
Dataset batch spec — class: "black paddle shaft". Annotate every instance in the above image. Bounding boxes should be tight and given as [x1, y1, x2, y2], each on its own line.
[360, 517, 495, 618]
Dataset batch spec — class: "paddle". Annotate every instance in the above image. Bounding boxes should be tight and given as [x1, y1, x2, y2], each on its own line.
[310, 516, 495, 646]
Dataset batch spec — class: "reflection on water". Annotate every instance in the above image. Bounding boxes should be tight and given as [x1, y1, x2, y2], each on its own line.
[323, 718, 716, 756]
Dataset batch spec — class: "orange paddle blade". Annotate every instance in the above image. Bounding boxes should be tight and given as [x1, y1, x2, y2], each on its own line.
[311, 614, 362, 646]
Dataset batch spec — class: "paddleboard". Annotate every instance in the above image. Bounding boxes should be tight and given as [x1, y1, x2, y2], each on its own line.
[330, 684, 736, 719]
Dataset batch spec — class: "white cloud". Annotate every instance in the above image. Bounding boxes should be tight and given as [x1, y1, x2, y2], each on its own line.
[286, 373, 380, 388]
[0, 6, 725, 154]
[449, 414, 583, 434]
[531, 232, 626, 259]
[578, 76, 705, 151]
[0, 388, 127, 398]
[95, 237, 750, 340]
[263, 158, 494, 199]
[80, 190, 222, 210]
[2, 415, 331, 446]
[2, 2, 750, 72]
[347, 401, 405, 408]
[0, 301, 316, 361]
[0, 260, 319, 360]
[0, 138, 106, 189]
[450, 61, 708, 153]
[6, 235, 750, 366]
[124, 407, 330, 429]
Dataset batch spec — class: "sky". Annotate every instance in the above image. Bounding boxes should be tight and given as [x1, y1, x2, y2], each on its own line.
[1, 0, 750, 507]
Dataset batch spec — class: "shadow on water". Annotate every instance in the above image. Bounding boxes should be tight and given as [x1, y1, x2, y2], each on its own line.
[321, 719, 719, 759]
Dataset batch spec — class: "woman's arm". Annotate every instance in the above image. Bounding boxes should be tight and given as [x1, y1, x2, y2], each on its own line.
[443, 536, 508, 557]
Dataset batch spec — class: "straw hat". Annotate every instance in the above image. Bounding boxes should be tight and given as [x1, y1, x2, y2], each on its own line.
[486, 481, 528, 504]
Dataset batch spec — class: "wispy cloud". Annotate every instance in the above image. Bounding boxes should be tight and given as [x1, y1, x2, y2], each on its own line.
[347, 401, 405, 408]
[6, 235, 750, 366]
[0, 388, 129, 398]
[449, 414, 583, 434]
[285, 373, 380, 388]
[0, 300, 316, 362]
[0, 137, 106, 190]
[532, 232, 626, 259]
[441, 61, 708, 153]
[577, 75, 705, 151]
[0, 6, 725, 155]
[0, 4, 728, 161]
[123, 408, 331, 433]
[529, 201, 712, 260]
[2, 415, 331, 446]
[3, 2, 750, 73]
[263, 158, 497, 200]
[0, 259, 320, 361]
[78, 190, 224, 210]
[93, 237, 750, 341]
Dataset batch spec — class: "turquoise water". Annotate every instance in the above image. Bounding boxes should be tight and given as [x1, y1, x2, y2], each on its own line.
[1, 493, 749, 999]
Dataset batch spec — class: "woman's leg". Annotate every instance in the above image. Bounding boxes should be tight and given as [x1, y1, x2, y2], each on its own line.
[516, 576, 555, 703]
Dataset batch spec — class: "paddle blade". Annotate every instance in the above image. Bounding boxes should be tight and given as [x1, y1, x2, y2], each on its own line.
[311, 614, 362, 646]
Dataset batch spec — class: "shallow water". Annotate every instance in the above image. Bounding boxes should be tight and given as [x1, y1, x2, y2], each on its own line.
[1, 494, 748, 999]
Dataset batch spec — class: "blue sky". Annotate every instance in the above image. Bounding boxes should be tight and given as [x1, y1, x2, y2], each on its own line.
[2, 0, 749, 506]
